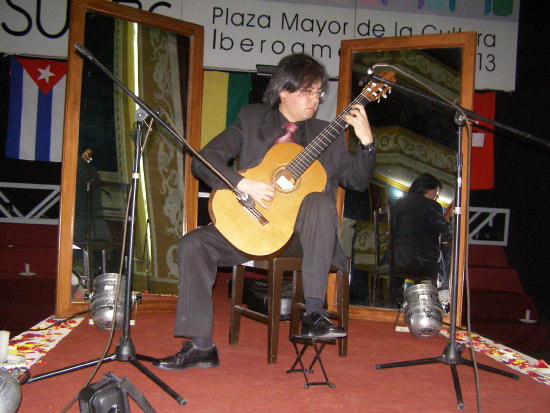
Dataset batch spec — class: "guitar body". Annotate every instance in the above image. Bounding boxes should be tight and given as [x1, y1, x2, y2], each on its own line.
[208, 71, 395, 257]
[209, 142, 327, 256]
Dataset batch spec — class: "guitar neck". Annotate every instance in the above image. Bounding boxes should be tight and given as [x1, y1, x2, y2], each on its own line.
[286, 92, 373, 180]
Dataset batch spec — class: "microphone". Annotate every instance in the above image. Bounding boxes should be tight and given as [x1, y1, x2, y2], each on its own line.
[358, 66, 376, 87]
[358, 63, 385, 86]
[236, 191, 255, 208]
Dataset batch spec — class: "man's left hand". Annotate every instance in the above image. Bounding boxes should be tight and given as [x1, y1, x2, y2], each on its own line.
[343, 104, 373, 146]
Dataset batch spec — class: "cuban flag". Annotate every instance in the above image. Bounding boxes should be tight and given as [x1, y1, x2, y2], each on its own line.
[5, 56, 67, 162]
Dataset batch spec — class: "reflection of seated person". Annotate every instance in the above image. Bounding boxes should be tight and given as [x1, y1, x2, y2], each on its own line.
[391, 173, 452, 303]
[74, 148, 112, 277]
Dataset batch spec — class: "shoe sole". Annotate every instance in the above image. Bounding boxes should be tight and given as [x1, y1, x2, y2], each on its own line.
[153, 359, 219, 371]
[300, 329, 347, 339]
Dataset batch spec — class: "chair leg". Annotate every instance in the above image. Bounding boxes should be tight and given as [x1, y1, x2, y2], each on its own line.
[267, 259, 284, 364]
[289, 270, 304, 338]
[229, 265, 245, 346]
[290, 263, 348, 358]
[370, 274, 378, 307]
[337, 266, 350, 357]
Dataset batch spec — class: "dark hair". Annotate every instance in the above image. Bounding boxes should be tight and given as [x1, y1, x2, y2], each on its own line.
[408, 173, 442, 195]
[262, 53, 328, 109]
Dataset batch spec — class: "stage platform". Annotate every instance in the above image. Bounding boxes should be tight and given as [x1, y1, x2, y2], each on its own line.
[6, 274, 550, 412]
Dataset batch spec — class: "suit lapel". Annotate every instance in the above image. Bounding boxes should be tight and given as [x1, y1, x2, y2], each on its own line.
[260, 109, 282, 146]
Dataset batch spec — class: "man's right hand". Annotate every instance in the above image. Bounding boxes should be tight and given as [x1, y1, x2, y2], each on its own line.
[237, 178, 275, 210]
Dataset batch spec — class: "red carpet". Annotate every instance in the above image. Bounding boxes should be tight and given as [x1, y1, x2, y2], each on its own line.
[17, 273, 550, 412]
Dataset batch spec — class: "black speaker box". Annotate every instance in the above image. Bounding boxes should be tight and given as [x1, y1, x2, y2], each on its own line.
[228, 277, 294, 320]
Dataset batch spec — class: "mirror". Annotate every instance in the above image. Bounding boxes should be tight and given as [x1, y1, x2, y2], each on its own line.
[337, 33, 475, 323]
[56, 0, 204, 317]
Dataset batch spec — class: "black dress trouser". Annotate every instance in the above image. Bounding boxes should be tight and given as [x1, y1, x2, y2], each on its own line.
[174, 192, 346, 338]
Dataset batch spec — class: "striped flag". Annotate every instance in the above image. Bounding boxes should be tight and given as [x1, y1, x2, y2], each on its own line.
[201, 70, 251, 148]
[470, 91, 495, 190]
[5, 56, 67, 162]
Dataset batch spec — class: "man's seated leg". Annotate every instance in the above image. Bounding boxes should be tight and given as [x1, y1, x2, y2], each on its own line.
[292, 193, 347, 339]
[153, 225, 245, 370]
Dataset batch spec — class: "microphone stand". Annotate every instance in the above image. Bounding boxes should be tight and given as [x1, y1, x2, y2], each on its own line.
[370, 74, 523, 410]
[27, 117, 187, 408]
[72, 43, 267, 223]
[23, 42, 250, 407]
[26, 109, 186, 407]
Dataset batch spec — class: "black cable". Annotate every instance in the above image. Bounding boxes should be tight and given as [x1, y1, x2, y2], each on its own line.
[28, 305, 117, 331]
[28, 310, 91, 331]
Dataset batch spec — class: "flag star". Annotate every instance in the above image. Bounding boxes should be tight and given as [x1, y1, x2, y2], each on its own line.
[37, 65, 55, 83]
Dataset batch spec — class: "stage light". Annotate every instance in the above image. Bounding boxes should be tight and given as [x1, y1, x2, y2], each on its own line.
[402, 284, 444, 339]
[89, 273, 130, 332]
[0, 367, 26, 413]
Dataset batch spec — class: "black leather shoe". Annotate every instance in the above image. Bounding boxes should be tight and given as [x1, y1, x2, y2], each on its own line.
[153, 341, 219, 371]
[301, 310, 347, 338]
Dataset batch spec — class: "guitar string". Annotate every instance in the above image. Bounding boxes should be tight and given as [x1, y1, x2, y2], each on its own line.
[246, 83, 385, 221]
[286, 87, 378, 179]
[288, 95, 362, 176]
[293, 81, 388, 173]
[289, 90, 376, 175]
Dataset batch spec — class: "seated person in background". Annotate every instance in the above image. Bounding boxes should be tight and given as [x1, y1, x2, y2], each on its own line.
[391, 173, 453, 304]
[74, 148, 112, 280]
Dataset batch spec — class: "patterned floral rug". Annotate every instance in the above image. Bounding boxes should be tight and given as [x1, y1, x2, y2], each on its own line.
[1, 316, 84, 370]
[440, 327, 550, 386]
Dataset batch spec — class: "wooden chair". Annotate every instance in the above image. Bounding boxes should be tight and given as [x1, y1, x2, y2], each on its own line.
[229, 257, 350, 364]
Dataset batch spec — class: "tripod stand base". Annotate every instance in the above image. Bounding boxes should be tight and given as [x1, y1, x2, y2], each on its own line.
[375, 341, 519, 410]
[24, 336, 187, 407]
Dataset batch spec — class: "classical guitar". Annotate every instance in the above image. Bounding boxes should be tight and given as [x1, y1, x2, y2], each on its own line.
[209, 72, 395, 256]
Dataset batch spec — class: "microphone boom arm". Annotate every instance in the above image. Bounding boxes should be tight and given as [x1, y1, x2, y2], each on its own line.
[370, 73, 549, 148]
[74, 43, 257, 203]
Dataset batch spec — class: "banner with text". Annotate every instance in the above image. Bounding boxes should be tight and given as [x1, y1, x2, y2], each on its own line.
[0, 0, 520, 91]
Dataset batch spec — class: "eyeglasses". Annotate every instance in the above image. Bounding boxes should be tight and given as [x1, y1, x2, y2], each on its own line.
[298, 88, 325, 99]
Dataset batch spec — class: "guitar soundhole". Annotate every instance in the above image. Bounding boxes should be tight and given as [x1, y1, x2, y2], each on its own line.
[271, 165, 301, 194]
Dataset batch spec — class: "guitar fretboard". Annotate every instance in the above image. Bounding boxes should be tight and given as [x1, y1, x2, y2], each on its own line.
[286, 87, 379, 180]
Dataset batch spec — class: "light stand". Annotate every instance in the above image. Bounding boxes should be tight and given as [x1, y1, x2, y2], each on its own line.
[369, 73, 521, 410]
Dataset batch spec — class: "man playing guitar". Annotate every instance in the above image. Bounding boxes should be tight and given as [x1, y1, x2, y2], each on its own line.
[154, 53, 376, 371]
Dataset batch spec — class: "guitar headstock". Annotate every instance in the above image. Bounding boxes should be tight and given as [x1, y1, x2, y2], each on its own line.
[360, 70, 396, 103]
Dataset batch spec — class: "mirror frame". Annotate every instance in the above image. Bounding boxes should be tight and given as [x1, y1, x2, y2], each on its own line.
[55, 0, 204, 317]
[336, 32, 476, 325]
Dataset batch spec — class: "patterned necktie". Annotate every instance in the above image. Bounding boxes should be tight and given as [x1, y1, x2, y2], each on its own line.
[273, 122, 297, 145]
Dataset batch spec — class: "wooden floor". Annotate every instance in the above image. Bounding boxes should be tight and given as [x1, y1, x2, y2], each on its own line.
[18, 274, 550, 412]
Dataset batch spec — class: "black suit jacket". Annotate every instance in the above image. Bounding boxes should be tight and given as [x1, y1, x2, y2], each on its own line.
[192, 103, 375, 203]
[392, 192, 452, 273]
